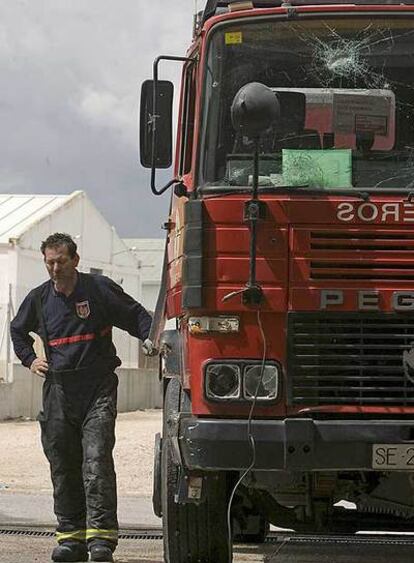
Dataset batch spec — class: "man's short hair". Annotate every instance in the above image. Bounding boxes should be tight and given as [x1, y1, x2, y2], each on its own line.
[40, 233, 78, 258]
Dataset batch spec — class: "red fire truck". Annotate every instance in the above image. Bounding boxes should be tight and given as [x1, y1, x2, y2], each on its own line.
[140, 1, 414, 561]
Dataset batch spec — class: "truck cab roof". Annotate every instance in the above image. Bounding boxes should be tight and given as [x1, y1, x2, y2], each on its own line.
[203, 0, 414, 23]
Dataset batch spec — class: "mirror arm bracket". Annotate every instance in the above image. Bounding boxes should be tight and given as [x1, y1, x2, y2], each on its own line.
[151, 176, 178, 196]
[151, 55, 195, 196]
[150, 176, 188, 198]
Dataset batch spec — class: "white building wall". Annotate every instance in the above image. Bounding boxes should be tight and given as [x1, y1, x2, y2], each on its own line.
[123, 238, 164, 312]
[0, 253, 10, 384]
[142, 283, 161, 313]
[0, 248, 17, 383]
[15, 249, 49, 302]
[0, 252, 11, 302]
[80, 197, 113, 264]
[0, 192, 161, 419]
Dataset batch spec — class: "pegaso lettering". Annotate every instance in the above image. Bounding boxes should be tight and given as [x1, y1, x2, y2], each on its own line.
[320, 290, 414, 311]
[337, 202, 414, 223]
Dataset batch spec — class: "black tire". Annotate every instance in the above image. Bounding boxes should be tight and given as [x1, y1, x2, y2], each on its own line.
[162, 377, 231, 563]
[152, 432, 162, 518]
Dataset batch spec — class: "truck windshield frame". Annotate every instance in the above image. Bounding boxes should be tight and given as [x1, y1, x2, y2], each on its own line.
[197, 14, 414, 194]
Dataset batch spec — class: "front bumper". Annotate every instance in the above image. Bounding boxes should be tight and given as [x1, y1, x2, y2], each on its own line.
[177, 417, 414, 471]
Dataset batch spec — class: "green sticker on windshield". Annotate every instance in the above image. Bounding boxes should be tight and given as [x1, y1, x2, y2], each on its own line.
[282, 149, 352, 189]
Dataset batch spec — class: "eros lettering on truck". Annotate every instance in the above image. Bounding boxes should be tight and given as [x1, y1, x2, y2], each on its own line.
[139, 2, 414, 561]
[337, 201, 414, 222]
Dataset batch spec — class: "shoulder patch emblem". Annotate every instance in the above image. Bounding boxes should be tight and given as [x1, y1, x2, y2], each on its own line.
[76, 300, 90, 319]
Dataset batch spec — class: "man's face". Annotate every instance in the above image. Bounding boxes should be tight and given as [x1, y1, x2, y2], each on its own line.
[44, 245, 79, 284]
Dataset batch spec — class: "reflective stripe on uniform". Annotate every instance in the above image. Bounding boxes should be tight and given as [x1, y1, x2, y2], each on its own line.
[56, 529, 86, 542]
[49, 326, 112, 347]
[86, 528, 118, 541]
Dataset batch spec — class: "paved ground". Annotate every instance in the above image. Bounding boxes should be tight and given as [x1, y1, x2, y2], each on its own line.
[0, 409, 161, 496]
[0, 410, 163, 561]
[0, 492, 160, 528]
[1, 533, 414, 563]
[2, 410, 414, 562]
[267, 542, 414, 562]
[0, 535, 165, 563]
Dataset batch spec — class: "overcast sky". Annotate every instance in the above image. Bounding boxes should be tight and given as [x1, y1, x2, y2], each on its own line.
[0, 1, 196, 237]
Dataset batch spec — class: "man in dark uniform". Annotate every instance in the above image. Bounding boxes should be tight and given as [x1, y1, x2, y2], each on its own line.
[10, 233, 155, 563]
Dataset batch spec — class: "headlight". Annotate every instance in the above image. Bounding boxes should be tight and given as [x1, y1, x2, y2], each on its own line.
[204, 361, 281, 403]
[243, 364, 279, 401]
[205, 363, 241, 400]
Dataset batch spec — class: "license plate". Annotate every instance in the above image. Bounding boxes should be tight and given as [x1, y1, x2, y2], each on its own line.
[372, 444, 414, 470]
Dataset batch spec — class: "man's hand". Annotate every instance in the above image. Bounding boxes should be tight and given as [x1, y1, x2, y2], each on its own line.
[30, 358, 49, 378]
[142, 338, 158, 357]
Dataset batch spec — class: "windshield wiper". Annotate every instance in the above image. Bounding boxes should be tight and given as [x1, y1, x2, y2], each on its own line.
[285, 187, 371, 200]
[200, 184, 308, 195]
[200, 184, 371, 200]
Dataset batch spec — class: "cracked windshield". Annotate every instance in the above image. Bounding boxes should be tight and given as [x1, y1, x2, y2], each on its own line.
[200, 18, 414, 191]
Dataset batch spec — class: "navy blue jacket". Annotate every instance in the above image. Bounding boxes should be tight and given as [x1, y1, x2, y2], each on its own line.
[10, 273, 152, 371]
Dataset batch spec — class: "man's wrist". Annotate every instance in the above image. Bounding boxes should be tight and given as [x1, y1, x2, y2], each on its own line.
[24, 353, 37, 369]
[142, 338, 158, 356]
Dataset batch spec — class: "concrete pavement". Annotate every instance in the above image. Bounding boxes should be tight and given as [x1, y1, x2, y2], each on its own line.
[2, 492, 414, 563]
[0, 491, 160, 529]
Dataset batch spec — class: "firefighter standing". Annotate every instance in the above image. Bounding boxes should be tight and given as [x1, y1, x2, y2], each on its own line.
[10, 233, 155, 563]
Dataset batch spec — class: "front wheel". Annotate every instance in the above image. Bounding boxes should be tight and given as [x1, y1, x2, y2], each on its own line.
[161, 378, 231, 563]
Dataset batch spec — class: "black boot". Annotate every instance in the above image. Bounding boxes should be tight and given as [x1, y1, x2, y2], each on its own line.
[90, 542, 114, 562]
[51, 541, 88, 562]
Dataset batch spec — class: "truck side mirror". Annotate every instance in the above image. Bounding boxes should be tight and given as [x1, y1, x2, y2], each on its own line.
[140, 79, 174, 169]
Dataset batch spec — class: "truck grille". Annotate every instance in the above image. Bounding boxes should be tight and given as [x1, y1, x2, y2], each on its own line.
[288, 313, 414, 406]
[310, 230, 414, 252]
[309, 229, 414, 281]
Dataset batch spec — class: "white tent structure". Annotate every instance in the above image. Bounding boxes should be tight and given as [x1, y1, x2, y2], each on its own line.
[0, 191, 160, 419]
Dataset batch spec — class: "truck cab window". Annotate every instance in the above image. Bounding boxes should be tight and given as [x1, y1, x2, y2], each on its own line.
[199, 18, 414, 191]
[179, 62, 197, 176]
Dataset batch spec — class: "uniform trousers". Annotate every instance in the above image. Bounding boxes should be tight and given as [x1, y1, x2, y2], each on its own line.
[38, 367, 119, 547]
